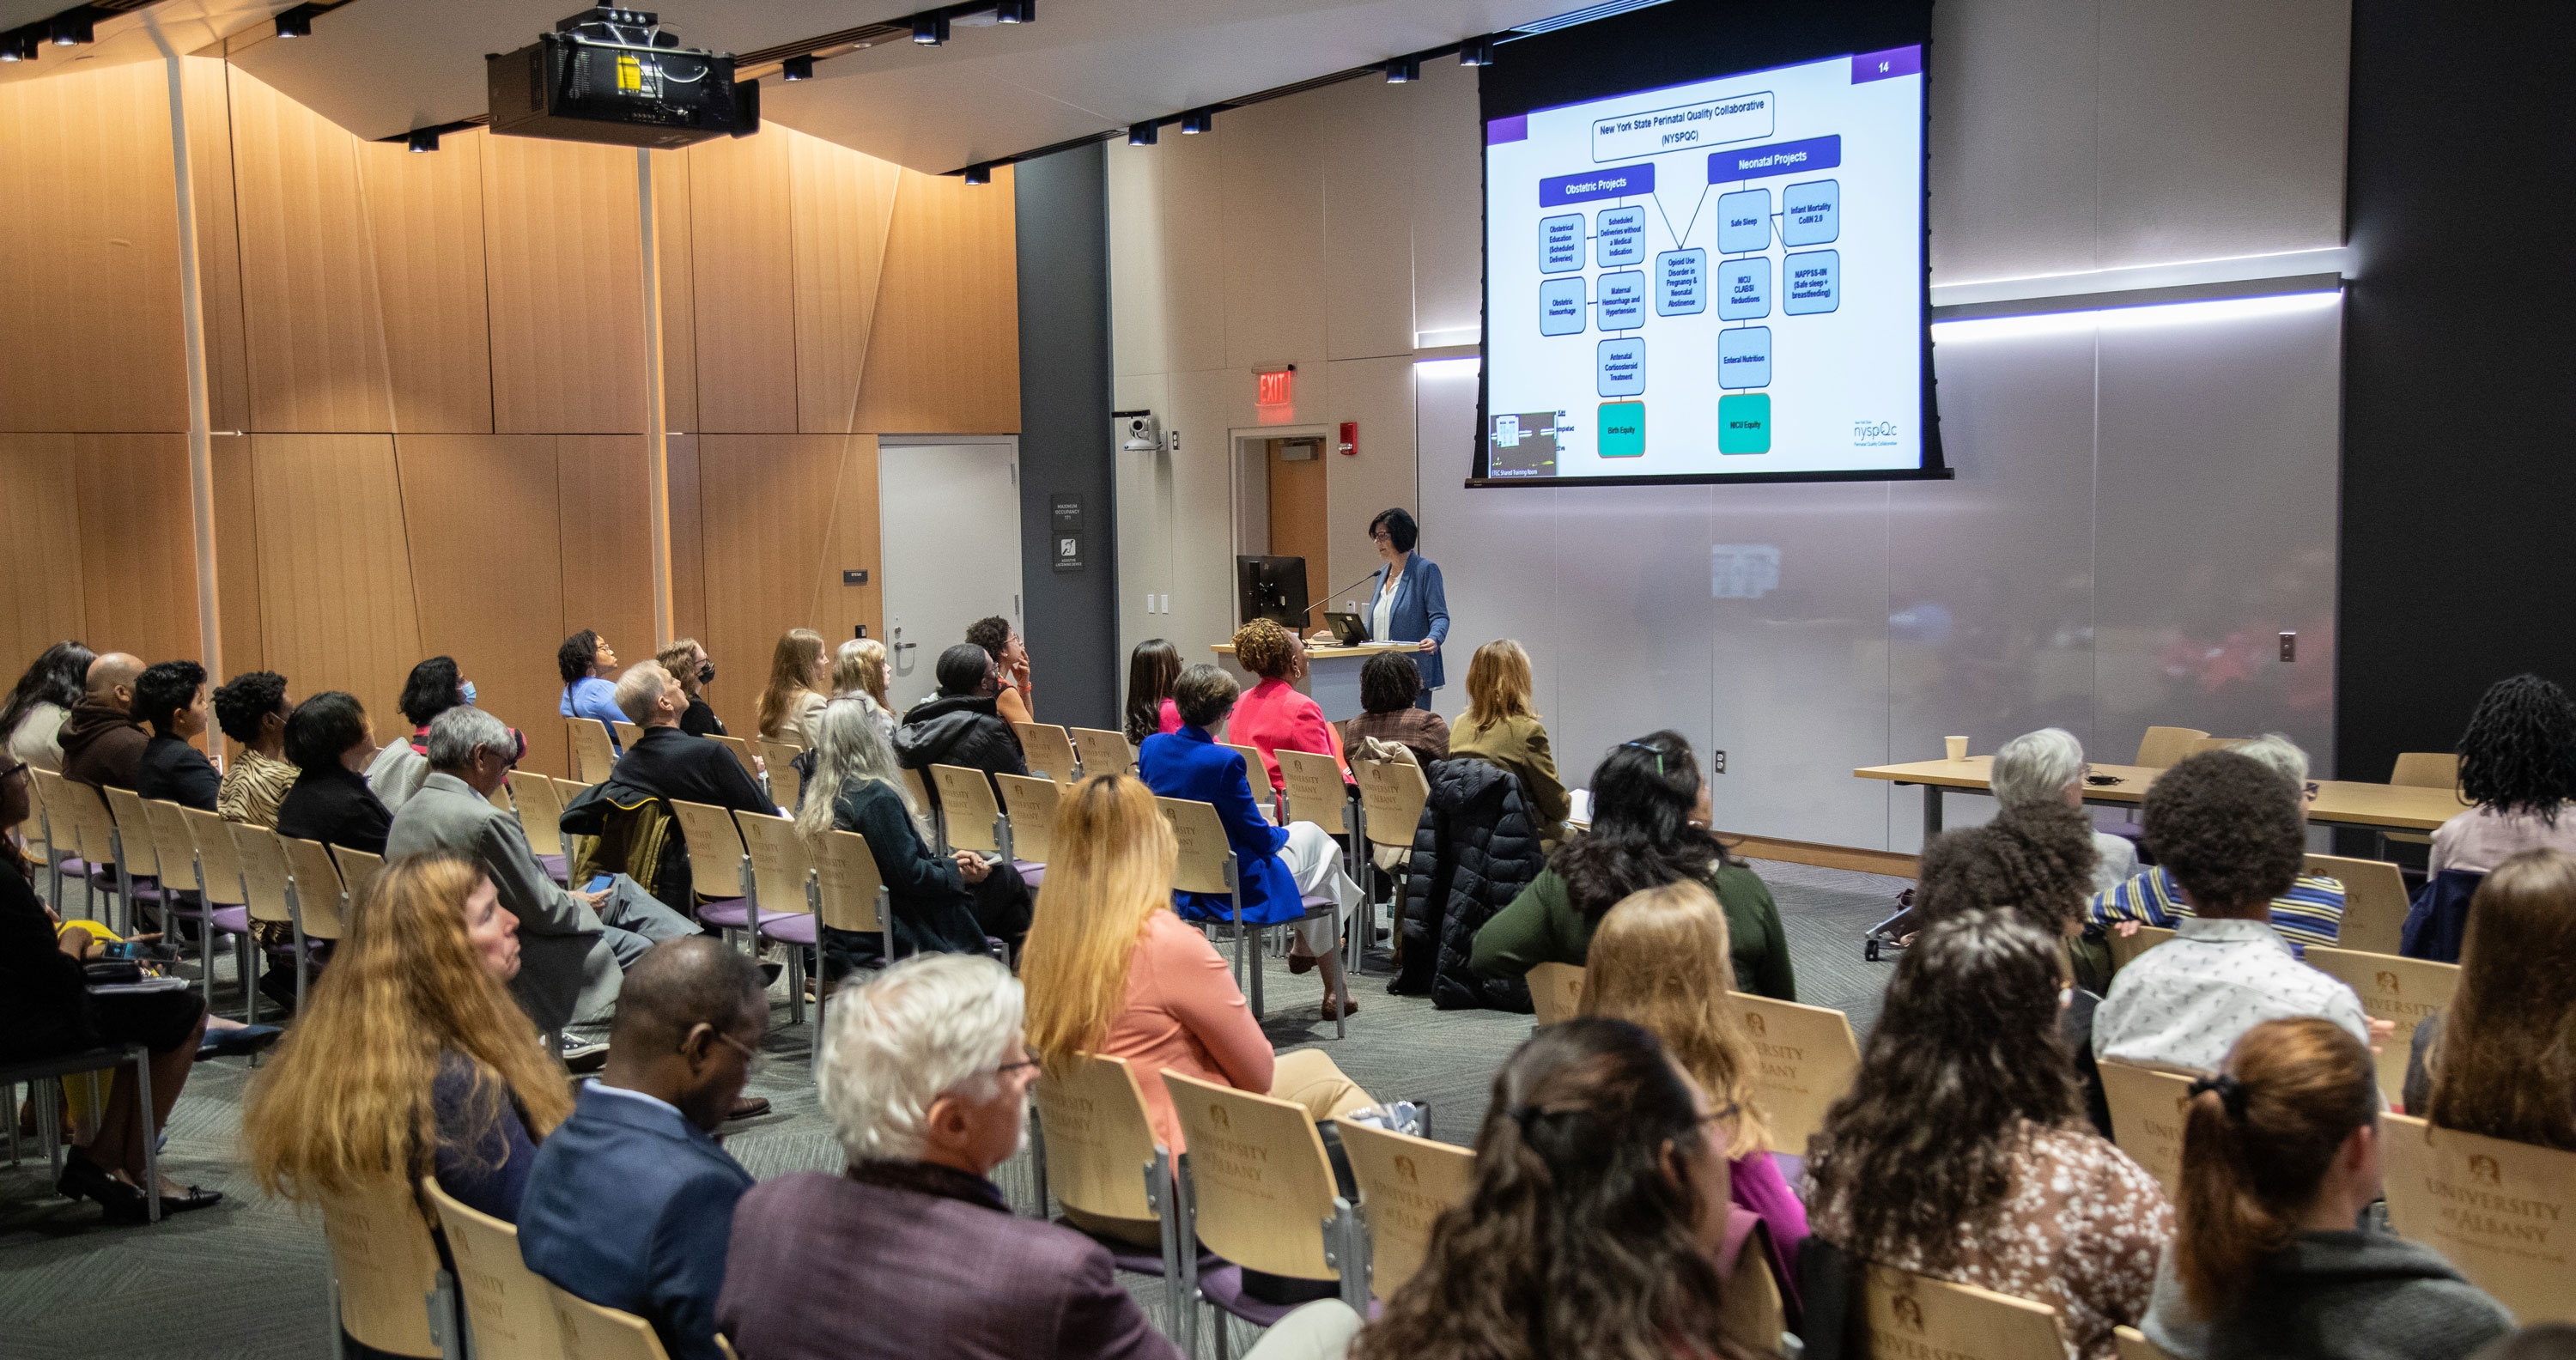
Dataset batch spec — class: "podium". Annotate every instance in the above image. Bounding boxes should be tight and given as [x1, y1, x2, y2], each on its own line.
[1211, 641, 1413, 722]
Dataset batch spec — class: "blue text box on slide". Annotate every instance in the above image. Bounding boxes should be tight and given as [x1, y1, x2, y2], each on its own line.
[1597, 270, 1649, 330]
[1596, 206, 1647, 266]
[1539, 277, 1588, 335]
[1540, 162, 1656, 206]
[1784, 251, 1840, 314]
[1709, 135, 1841, 184]
[1716, 188, 1771, 254]
[1656, 249, 1707, 315]
[1716, 257, 1770, 319]
[1597, 338, 1645, 397]
[1539, 214, 1584, 273]
[1718, 327, 1771, 388]
[1781, 179, 1839, 246]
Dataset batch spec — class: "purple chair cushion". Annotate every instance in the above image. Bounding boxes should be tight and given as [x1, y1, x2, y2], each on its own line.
[55, 858, 90, 877]
[211, 907, 253, 935]
[1051, 1219, 1226, 1278]
[696, 898, 750, 929]
[757, 914, 817, 945]
[538, 853, 569, 886]
[1299, 893, 1334, 914]
[1192, 1265, 1316, 1328]
[88, 869, 173, 902]
[1015, 861, 1046, 889]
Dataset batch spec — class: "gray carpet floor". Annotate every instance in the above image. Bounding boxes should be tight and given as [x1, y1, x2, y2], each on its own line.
[0, 859, 1907, 1360]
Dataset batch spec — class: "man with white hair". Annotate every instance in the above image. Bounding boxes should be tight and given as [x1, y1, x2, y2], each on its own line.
[716, 954, 1358, 1360]
[1989, 726, 2140, 894]
[2082, 732, 2348, 951]
[605, 660, 773, 909]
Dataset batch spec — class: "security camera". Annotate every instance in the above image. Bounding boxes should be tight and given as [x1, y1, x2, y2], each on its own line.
[1117, 412, 1163, 453]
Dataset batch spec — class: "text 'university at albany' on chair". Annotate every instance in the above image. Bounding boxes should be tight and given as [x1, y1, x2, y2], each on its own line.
[2379, 1113, 2576, 1324]
[1166, 1070, 1368, 1354]
[1333, 1117, 1474, 1304]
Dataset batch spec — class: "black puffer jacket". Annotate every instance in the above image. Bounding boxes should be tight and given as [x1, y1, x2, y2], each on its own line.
[1402, 757, 1543, 1011]
[892, 694, 1028, 805]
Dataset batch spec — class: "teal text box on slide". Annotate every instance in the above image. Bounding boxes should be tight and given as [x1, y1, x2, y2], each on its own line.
[1598, 402, 1645, 457]
[1719, 394, 1771, 453]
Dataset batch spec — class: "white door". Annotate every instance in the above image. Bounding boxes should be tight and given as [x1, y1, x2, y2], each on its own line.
[878, 439, 1024, 713]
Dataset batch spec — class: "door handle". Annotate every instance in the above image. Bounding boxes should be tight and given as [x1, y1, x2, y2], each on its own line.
[892, 641, 918, 653]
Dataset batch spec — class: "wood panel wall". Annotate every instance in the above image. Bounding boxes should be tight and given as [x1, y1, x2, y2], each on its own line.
[0, 58, 1018, 776]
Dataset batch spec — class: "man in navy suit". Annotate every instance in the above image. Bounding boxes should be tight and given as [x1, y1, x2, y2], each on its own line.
[520, 937, 765, 1360]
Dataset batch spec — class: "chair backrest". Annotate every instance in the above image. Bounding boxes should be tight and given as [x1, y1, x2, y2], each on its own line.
[665, 798, 748, 899]
[611, 719, 644, 752]
[2301, 853, 2409, 956]
[568, 718, 617, 785]
[39, 771, 116, 868]
[142, 798, 204, 895]
[900, 765, 932, 813]
[2115, 1325, 2181, 1360]
[334, 847, 386, 910]
[1352, 756, 1431, 852]
[2107, 924, 2178, 974]
[505, 771, 567, 856]
[2389, 752, 2460, 790]
[1224, 742, 1268, 792]
[712, 734, 759, 783]
[422, 1177, 563, 1359]
[1157, 797, 1234, 897]
[931, 764, 1005, 855]
[1275, 749, 1349, 833]
[994, 773, 1060, 863]
[1165, 1070, 1343, 1280]
[1717, 1218, 1788, 1357]
[2096, 1058, 2197, 1197]
[2380, 1113, 2576, 1323]
[100, 786, 162, 877]
[807, 827, 890, 934]
[2187, 736, 2248, 756]
[2301, 946, 2458, 1106]
[1335, 1118, 1475, 1301]
[228, 821, 295, 923]
[733, 810, 814, 919]
[753, 739, 803, 811]
[1070, 726, 1137, 777]
[1526, 961, 1587, 1026]
[1031, 1053, 1165, 1222]
[1859, 1263, 2065, 1360]
[1012, 722, 1080, 785]
[278, 835, 350, 940]
[550, 1286, 673, 1360]
[173, 809, 247, 902]
[14, 762, 48, 855]
[2133, 726, 2210, 769]
[1735, 993, 1862, 1154]
[319, 1177, 449, 1358]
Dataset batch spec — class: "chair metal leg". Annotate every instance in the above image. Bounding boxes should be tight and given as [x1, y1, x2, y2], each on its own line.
[785, 934, 805, 1029]
[1145, 1147, 1183, 1349]
[40, 1078, 62, 1183]
[6, 1079, 17, 1166]
[134, 1046, 158, 1223]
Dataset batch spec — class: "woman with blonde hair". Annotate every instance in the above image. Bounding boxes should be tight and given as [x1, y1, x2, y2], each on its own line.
[831, 637, 896, 747]
[1581, 879, 1807, 1302]
[1450, 639, 1571, 847]
[1022, 774, 1375, 1237]
[654, 638, 726, 738]
[241, 852, 571, 1223]
[756, 628, 829, 747]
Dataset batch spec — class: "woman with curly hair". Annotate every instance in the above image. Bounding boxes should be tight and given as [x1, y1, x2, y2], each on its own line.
[1807, 908, 2170, 1360]
[2433, 673, 2576, 875]
[1224, 617, 1346, 797]
[557, 628, 625, 750]
[1449, 639, 1571, 847]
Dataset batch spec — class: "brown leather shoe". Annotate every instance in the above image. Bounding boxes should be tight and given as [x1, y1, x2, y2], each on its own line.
[1320, 995, 1358, 1021]
[726, 1096, 772, 1121]
[1287, 951, 1317, 975]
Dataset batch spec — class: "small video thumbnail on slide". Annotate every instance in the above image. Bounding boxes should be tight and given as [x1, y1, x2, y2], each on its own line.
[1483, 45, 1925, 481]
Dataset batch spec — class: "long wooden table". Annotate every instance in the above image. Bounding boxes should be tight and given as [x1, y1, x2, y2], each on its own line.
[1855, 756, 2470, 838]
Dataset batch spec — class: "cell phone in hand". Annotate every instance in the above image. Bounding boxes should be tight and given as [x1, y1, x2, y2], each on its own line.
[584, 875, 614, 893]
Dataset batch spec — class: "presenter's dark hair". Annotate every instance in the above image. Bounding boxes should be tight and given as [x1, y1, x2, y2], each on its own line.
[133, 660, 207, 737]
[1552, 730, 1739, 922]
[1172, 665, 1240, 730]
[556, 629, 602, 685]
[214, 671, 289, 744]
[2457, 673, 2576, 823]
[285, 691, 369, 774]
[1359, 652, 1423, 715]
[934, 643, 995, 698]
[1124, 639, 1183, 746]
[1369, 507, 1419, 554]
[398, 655, 465, 726]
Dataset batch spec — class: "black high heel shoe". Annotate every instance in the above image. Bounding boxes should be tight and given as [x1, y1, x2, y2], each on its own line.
[158, 1186, 222, 1216]
[56, 1151, 153, 1225]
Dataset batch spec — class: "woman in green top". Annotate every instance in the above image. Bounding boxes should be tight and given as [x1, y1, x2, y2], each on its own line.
[1469, 730, 1795, 1001]
[1447, 640, 1573, 849]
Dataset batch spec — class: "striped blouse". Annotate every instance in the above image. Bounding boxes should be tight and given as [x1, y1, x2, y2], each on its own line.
[2086, 865, 2345, 953]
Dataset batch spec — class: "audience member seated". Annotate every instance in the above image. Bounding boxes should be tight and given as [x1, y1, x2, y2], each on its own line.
[1022, 774, 1374, 1243]
[896, 643, 1033, 797]
[1807, 908, 2169, 1360]
[1578, 880, 1807, 1302]
[1446, 640, 1571, 847]
[388, 707, 696, 1039]
[1352, 1017, 1741, 1360]
[521, 938, 763, 1360]
[367, 655, 468, 811]
[212, 670, 295, 828]
[1391, 707, 1549, 1011]
[559, 628, 628, 752]
[2, 640, 94, 773]
[2142, 1017, 2511, 1360]
[967, 614, 1037, 727]
[2087, 735, 2346, 956]
[1121, 637, 1183, 748]
[1225, 618, 1347, 797]
[1141, 665, 1361, 1019]
[2405, 848, 2576, 1132]
[796, 696, 988, 968]
[756, 628, 829, 748]
[658, 639, 726, 738]
[720, 953, 1287, 1360]
[130, 660, 219, 811]
[1334, 652, 1449, 769]
[0, 766, 214, 1225]
[1991, 727, 2137, 893]
[58, 651, 146, 791]
[1473, 731, 1794, 1001]
[2436, 674, 2576, 875]
[241, 852, 571, 1226]
[609, 661, 777, 909]
[830, 638, 897, 747]
[2093, 751, 2375, 1075]
[273, 692, 392, 854]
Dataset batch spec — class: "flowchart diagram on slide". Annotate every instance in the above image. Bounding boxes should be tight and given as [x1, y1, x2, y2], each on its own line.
[1484, 47, 1925, 479]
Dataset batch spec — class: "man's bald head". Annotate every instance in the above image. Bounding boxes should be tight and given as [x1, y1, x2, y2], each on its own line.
[611, 935, 766, 1053]
[87, 653, 143, 707]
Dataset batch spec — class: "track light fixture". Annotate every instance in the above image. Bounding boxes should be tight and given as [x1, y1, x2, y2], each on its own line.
[1459, 36, 1494, 66]
[963, 162, 992, 185]
[48, 15, 93, 46]
[1127, 120, 1157, 147]
[782, 53, 813, 80]
[274, 3, 318, 39]
[0, 31, 33, 61]
[911, 12, 948, 45]
[406, 127, 440, 153]
[1180, 107, 1214, 135]
[1383, 55, 1419, 83]
[995, 0, 1034, 21]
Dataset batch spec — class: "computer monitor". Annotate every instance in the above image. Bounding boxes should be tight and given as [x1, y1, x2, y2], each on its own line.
[1236, 556, 1310, 631]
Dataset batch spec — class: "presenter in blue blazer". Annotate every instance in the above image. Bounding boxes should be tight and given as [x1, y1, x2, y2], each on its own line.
[1356, 507, 1449, 709]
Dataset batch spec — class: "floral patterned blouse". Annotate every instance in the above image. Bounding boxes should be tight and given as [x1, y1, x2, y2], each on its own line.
[1806, 1120, 2173, 1360]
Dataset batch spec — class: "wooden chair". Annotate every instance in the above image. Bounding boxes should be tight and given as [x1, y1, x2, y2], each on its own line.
[2380, 1113, 2576, 1323]
[18, 765, 70, 908]
[568, 718, 616, 786]
[319, 1177, 454, 1359]
[1013, 721, 1081, 785]
[733, 810, 817, 1027]
[2383, 753, 2460, 849]
[334, 846, 386, 910]
[2188, 736, 2248, 756]
[1526, 961, 1587, 1026]
[808, 827, 892, 1026]
[39, 770, 127, 929]
[2303, 946, 2458, 1106]
[1224, 743, 1273, 817]
[995, 772, 1058, 887]
[143, 798, 245, 1017]
[712, 733, 759, 783]
[176, 805, 259, 1020]
[279, 834, 351, 944]
[2303, 853, 2409, 956]
[505, 768, 570, 878]
[1334, 1118, 1475, 1302]
[1736, 994, 1862, 1156]
[1157, 795, 1340, 1036]
[99, 785, 165, 890]
[550, 1286, 673, 1360]
[753, 738, 803, 812]
[611, 719, 644, 753]
[422, 1176, 562, 1359]
[1277, 747, 1357, 880]
[899, 766, 937, 844]
[1859, 1263, 2066, 1360]
[1352, 756, 1432, 977]
[1165, 1070, 1369, 1336]
[665, 798, 752, 932]
[2097, 1058, 2198, 1198]
[2107, 923, 2178, 974]
[2116, 1325, 2181, 1360]
[1070, 726, 1137, 777]
[1029, 1053, 1190, 1345]
[932, 763, 1012, 859]
[2133, 726, 2210, 769]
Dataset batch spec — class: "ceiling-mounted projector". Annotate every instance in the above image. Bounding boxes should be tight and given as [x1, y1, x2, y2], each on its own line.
[487, 7, 756, 149]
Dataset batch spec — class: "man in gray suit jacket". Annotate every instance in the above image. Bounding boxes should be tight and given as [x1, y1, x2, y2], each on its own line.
[388, 707, 696, 1034]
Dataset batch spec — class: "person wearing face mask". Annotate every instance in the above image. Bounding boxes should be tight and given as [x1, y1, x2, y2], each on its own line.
[520, 937, 766, 1360]
[657, 639, 726, 738]
[273, 691, 393, 855]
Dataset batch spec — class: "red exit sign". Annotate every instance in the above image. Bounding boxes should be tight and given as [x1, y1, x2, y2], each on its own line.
[1255, 368, 1292, 405]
